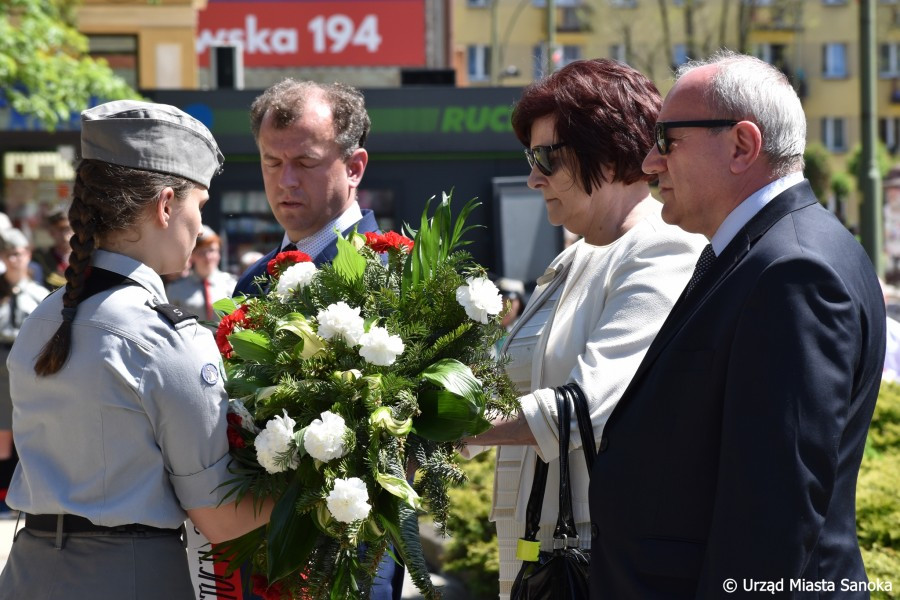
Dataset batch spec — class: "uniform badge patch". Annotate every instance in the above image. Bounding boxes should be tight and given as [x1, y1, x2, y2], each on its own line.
[201, 363, 219, 385]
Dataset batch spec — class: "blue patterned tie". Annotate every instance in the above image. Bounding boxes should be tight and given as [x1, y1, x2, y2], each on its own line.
[684, 244, 715, 297]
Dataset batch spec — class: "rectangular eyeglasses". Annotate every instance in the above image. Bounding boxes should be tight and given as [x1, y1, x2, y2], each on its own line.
[525, 142, 567, 176]
[654, 120, 738, 155]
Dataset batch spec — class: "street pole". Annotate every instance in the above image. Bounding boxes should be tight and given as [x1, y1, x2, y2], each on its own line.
[547, 0, 556, 75]
[490, 0, 500, 85]
[860, 0, 884, 276]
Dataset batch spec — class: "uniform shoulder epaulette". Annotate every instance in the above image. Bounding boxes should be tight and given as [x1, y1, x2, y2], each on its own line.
[152, 303, 198, 325]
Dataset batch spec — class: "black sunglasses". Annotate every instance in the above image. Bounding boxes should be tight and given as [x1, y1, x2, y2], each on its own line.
[525, 142, 567, 176]
[654, 120, 739, 155]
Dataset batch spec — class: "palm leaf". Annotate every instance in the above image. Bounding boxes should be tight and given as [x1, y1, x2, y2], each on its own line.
[266, 474, 319, 582]
[380, 501, 437, 599]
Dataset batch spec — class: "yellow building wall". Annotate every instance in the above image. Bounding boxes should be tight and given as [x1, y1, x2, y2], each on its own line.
[455, 0, 900, 223]
[77, 0, 207, 89]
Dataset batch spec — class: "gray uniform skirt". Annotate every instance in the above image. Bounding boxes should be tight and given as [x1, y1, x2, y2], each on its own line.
[0, 527, 194, 599]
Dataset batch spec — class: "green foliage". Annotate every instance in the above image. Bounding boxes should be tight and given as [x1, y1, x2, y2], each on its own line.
[858, 381, 900, 596]
[847, 141, 893, 193]
[831, 171, 853, 200]
[860, 545, 900, 600]
[442, 450, 500, 600]
[857, 452, 900, 548]
[0, 0, 140, 130]
[215, 197, 517, 598]
[402, 193, 482, 296]
[803, 142, 833, 203]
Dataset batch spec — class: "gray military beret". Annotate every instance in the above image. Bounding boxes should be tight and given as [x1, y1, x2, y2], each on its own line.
[81, 100, 224, 187]
[0, 228, 30, 253]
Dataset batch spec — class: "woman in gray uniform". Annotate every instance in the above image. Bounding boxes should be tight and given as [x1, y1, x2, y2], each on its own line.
[0, 100, 273, 599]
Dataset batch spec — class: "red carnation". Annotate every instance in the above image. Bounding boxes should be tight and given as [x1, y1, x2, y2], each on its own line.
[251, 574, 286, 600]
[215, 305, 249, 359]
[226, 413, 246, 449]
[267, 250, 313, 278]
[365, 231, 414, 253]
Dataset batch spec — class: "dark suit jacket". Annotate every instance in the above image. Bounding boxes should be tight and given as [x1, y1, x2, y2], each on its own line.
[233, 208, 379, 297]
[589, 181, 886, 599]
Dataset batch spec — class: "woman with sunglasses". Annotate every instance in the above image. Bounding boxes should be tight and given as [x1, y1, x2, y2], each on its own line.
[462, 58, 706, 600]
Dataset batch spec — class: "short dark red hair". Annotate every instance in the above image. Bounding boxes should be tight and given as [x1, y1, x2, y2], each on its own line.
[511, 58, 661, 193]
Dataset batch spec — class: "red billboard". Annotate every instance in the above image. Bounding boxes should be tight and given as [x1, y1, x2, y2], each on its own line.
[197, 1, 425, 68]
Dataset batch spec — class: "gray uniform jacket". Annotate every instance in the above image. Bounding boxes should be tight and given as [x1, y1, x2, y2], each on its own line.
[6, 249, 233, 529]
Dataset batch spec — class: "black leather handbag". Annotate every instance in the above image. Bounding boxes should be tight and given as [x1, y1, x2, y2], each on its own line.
[509, 383, 596, 600]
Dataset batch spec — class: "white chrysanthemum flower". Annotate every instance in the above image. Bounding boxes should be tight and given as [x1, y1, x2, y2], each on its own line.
[303, 411, 348, 462]
[358, 326, 405, 366]
[456, 277, 503, 324]
[316, 302, 365, 346]
[254, 410, 299, 474]
[326, 477, 371, 523]
[274, 262, 318, 302]
[228, 399, 260, 433]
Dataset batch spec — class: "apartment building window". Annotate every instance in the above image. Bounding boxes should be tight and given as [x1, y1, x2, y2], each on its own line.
[755, 43, 786, 67]
[822, 117, 847, 152]
[88, 35, 138, 89]
[880, 118, 900, 153]
[881, 44, 900, 78]
[467, 45, 491, 82]
[610, 0, 638, 7]
[610, 43, 627, 64]
[532, 0, 580, 6]
[822, 0, 847, 5]
[822, 43, 848, 78]
[533, 44, 582, 78]
[467, 0, 488, 6]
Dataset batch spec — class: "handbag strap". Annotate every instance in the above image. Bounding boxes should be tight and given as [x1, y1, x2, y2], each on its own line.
[521, 447, 549, 543]
[552, 385, 578, 543]
[564, 383, 596, 474]
[518, 385, 587, 546]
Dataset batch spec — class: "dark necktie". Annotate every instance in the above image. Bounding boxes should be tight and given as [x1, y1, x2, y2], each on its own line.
[282, 243, 297, 253]
[684, 244, 716, 297]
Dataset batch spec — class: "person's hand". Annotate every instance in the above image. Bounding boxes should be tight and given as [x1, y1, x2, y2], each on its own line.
[462, 413, 536, 447]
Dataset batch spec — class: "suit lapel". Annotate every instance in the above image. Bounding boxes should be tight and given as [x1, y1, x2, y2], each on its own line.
[315, 209, 381, 266]
[625, 181, 819, 390]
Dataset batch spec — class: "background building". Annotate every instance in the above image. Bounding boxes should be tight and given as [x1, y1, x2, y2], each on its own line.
[5, 0, 900, 284]
[455, 0, 900, 223]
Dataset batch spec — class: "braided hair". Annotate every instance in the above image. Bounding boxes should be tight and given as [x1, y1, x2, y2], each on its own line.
[34, 159, 197, 376]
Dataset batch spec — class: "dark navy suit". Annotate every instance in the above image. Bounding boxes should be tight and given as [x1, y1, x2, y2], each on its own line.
[589, 181, 886, 598]
[234, 208, 404, 600]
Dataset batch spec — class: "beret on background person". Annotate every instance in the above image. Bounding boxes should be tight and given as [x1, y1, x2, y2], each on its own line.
[0, 228, 30, 253]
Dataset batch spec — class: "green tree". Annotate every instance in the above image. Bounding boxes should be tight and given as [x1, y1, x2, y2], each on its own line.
[0, 0, 139, 130]
[846, 141, 894, 192]
[803, 142, 833, 203]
